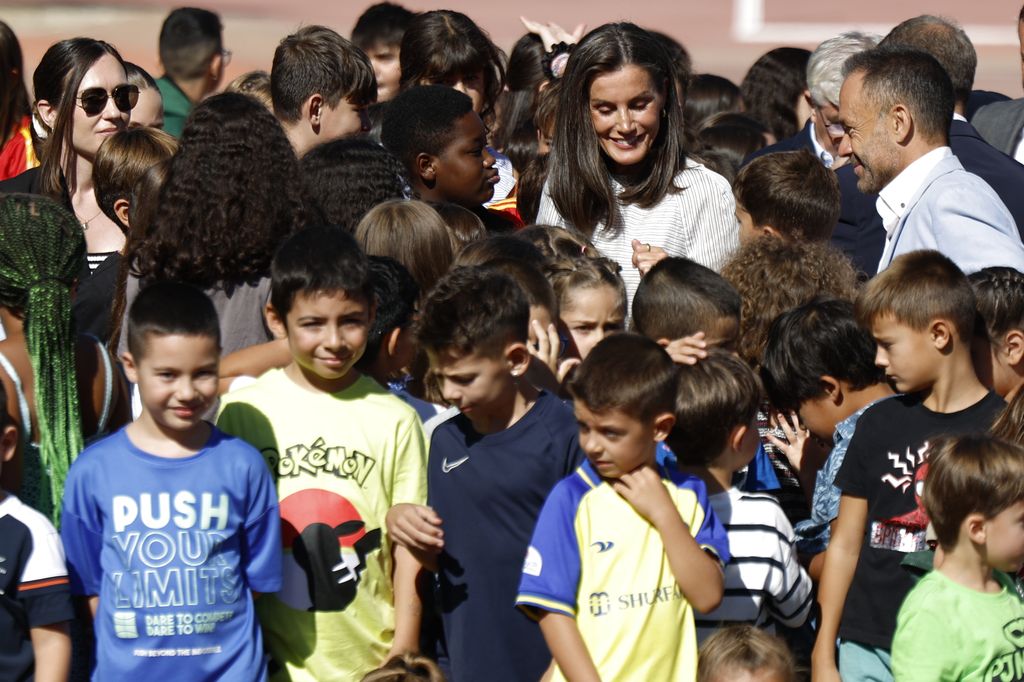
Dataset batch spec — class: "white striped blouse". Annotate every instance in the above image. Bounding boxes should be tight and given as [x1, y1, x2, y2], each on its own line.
[536, 159, 740, 312]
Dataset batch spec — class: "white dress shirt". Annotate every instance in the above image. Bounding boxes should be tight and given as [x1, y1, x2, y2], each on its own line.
[876, 146, 953, 237]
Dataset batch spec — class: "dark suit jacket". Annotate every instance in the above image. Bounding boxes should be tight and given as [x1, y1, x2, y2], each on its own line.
[743, 122, 883, 276]
[972, 98, 1024, 155]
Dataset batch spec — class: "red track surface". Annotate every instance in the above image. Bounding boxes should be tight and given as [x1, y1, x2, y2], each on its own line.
[7, 1, 1023, 101]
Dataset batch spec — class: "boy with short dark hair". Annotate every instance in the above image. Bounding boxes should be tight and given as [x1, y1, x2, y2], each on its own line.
[217, 227, 426, 680]
[891, 434, 1024, 680]
[61, 282, 282, 680]
[812, 250, 1005, 681]
[380, 85, 516, 233]
[630, 257, 784, 490]
[156, 7, 226, 137]
[760, 298, 894, 579]
[631, 256, 741, 349]
[387, 265, 581, 681]
[517, 333, 729, 681]
[351, 2, 415, 103]
[733, 149, 841, 244]
[0, 384, 73, 682]
[671, 350, 813, 643]
[271, 25, 378, 156]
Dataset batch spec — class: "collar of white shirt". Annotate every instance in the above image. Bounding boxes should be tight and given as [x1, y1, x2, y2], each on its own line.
[808, 122, 834, 168]
[876, 146, 953, 237]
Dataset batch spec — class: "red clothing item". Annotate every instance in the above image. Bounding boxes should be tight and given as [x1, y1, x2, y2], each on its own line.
[0, 117, 37, 182]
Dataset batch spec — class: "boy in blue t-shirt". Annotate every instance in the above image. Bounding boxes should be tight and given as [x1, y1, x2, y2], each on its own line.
[516, 334, 729, 682]
[61, 282, 282, 681]
[387, 265, 582, 681]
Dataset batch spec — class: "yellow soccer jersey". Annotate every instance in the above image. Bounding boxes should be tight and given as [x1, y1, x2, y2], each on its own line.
[217, 370, 427, 681]
[516, 461, 730, 682]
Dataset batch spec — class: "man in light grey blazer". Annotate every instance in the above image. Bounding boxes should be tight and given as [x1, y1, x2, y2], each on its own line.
[837, 47, 1024, 274]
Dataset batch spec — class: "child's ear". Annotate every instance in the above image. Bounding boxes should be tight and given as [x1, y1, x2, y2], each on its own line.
[265, 304, 288, 340]
[929, 318, 954, 351]
[761, 225, 784, 240]
[385, 327, 403, 358]
[967, 511, 988, 545]
[305, 93, 325, 130]
[0, 424, 17, 463]
[1002, 329, 1024, 369]
[113, 198, 131, 230]
[415, 152, 438, 185]
[820, 375, 843, 405]
[727, 423, 749, 452]
[505, 342, 531, 378]
[121, 351, 139, 385]
[653, 411, 676, 442]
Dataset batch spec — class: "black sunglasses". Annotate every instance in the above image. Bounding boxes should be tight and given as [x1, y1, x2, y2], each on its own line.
[76, 84, 139, 116]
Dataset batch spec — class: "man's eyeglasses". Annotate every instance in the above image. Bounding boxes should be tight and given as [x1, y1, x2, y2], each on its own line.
[824, 122, 845, 137]
[76, 85, 139, 116]
[221, 49, 232, 67]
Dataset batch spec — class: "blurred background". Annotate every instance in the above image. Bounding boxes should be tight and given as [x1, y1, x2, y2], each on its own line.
[7, 0, 1023, 99]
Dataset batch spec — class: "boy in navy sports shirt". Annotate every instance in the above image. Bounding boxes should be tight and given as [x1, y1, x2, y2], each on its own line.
[61, 283, 282, 681]
[388, 265, 582, 681]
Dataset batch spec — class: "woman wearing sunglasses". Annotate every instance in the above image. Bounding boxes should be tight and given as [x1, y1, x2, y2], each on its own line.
[0, 38, 139, 341]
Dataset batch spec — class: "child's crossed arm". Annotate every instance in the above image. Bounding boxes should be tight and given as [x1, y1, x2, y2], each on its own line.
[612, 466, 724, 613]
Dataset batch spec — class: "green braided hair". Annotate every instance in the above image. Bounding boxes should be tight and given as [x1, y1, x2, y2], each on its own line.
[0, 194, 86, 523]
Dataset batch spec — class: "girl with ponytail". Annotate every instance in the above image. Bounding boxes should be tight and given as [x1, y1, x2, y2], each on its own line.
[0, 194, 129, 521]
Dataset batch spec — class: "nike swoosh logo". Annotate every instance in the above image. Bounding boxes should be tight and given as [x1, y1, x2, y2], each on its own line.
[442, 456, 470, 473]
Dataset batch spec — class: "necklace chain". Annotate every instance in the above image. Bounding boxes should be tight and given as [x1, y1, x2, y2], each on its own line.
[78, 208, 103, 231]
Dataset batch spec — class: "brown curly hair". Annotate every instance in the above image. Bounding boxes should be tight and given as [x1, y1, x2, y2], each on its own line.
[128, 92, 309, 289]
[721, 237, 860, 368]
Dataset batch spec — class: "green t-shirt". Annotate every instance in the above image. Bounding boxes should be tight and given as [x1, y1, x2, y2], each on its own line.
[892, 569, 1024, 681]
[155, 75, 192, 138]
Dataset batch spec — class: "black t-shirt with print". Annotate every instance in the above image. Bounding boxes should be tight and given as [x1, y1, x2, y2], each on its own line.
[834, 391, 1004, 649]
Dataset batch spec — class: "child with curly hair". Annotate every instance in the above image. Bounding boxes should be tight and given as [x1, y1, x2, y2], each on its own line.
[721, 237, 860, 527]
[123, 92, 309, 358]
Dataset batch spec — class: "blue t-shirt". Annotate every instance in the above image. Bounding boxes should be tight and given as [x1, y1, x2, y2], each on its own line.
[61, 426, 282, 681]
[428, 391, 583, 681]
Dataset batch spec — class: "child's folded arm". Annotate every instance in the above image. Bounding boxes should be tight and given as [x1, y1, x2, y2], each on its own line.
[612, 467, 724, 613]
[537, 611, 601, 682]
